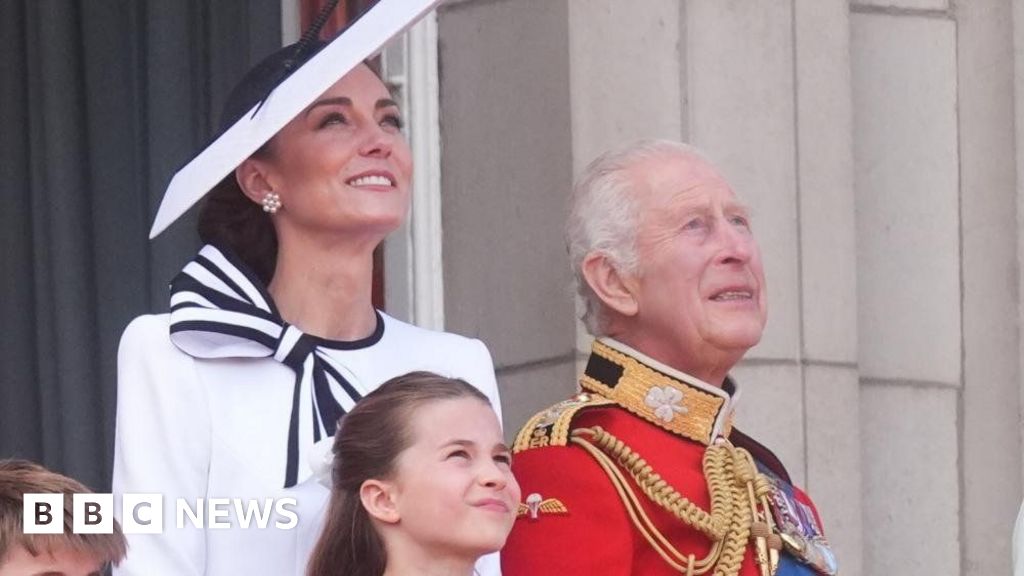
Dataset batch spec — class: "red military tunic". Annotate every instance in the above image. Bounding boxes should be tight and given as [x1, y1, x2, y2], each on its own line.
[502, 339, 838, 576]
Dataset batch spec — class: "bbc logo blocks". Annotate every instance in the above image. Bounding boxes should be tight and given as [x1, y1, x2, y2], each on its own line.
[24, 493, 157, 535]
[22, 494, 63, 534]
[22, 494, 298, 534]
[122, 493, 163, 534]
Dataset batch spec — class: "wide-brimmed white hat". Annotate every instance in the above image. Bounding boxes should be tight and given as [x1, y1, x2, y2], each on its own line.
[149, 0, 442, 239]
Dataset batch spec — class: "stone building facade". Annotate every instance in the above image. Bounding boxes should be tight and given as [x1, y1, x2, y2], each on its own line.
[427, 1, 1024, 574]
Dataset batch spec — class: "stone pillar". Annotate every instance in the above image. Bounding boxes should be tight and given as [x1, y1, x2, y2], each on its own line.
[567, 0, 685, 171]
[436, 0, 578, 436]
[1016, 0, 1024, 533]
[793, 2, 863, 573]
[958, 1, 1021, 574]
[851, 3, 961, 574]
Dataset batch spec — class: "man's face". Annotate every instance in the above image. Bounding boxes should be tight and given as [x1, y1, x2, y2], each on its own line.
[626, 152, 767, 375]
[0, 544, 103, 576]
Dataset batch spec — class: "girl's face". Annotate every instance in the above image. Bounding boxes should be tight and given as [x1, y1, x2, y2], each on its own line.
[386, 397, 520, 559]
[245, 63, 413, 241]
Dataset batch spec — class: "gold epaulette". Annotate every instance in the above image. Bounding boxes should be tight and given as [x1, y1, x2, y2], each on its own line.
[512, 393, 614, 453]
[581, 339, 733, 445]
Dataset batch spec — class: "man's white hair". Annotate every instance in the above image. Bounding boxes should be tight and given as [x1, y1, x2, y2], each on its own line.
[566, 139, 705, 335]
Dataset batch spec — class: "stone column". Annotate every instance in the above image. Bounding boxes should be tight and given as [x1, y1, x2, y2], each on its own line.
[958, 1, 1021, 574]
[851, 2, 960, 574]
[793, 2, 863, 573]
[1016, 0, 1024, 535]
[436, 0, 578, 436]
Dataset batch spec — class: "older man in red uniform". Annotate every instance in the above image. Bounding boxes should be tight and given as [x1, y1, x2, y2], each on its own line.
[502, 141, 838, 576]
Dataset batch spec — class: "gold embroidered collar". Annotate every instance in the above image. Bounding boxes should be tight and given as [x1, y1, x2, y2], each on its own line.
[580, 338, 738, 445]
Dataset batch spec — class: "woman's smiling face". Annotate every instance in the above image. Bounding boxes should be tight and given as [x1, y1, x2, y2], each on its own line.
[244, 63, 413, 240]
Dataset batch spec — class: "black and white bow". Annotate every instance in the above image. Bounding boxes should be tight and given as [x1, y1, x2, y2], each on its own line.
[167, 244, 376, 487]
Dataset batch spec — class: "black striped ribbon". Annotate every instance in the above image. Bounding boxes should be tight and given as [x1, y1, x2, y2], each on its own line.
[167, 244, 373, 488]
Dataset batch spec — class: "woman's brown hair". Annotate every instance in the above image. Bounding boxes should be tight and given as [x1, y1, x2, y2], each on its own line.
[195, 40, 320, 285]
[305, 371, 490, 576]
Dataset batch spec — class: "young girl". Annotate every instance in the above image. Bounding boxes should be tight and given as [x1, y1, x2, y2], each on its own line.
[307, 372, 520, 576]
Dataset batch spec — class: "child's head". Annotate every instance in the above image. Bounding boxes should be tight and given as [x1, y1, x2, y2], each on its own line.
[0, 460, 127, 576]
[307, 372, 519, 576]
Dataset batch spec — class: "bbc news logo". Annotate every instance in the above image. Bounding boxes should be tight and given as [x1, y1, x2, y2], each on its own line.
[23, 494, 298, 534]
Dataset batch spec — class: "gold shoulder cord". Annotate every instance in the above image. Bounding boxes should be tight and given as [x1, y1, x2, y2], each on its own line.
[569, 427, 783, 576]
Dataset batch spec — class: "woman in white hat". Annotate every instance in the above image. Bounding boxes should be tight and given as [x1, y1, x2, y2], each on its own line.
[111, 2, 502, 575]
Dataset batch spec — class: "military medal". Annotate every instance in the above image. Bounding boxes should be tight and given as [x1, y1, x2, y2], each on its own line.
[761, 473, 839, 576]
